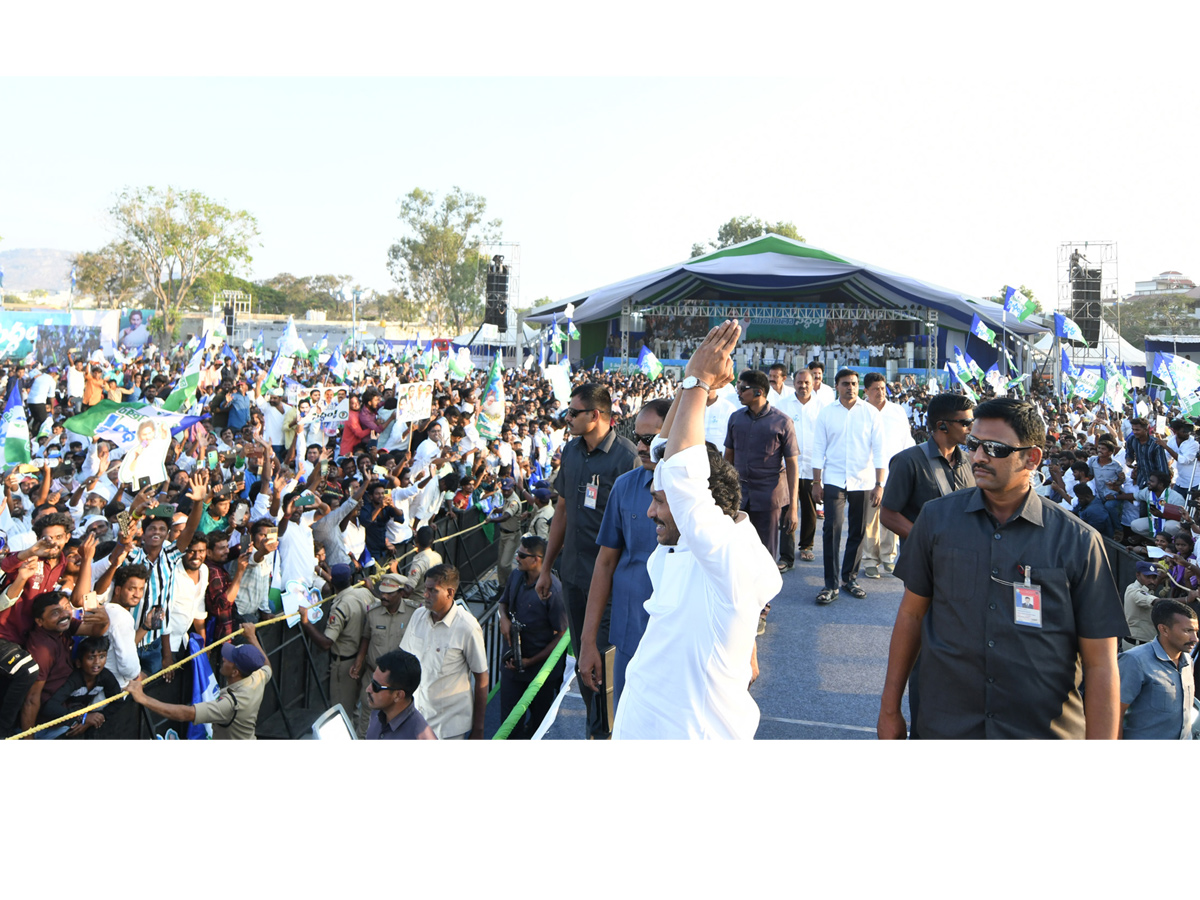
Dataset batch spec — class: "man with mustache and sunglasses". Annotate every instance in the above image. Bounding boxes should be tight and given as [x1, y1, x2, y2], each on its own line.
[878, 397, 1128, 740]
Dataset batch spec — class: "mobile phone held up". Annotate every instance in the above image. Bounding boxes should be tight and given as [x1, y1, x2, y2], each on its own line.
[207, 450, 219, 469]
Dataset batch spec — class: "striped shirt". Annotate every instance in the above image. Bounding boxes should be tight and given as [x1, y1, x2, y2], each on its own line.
[125, 542, 184, 647]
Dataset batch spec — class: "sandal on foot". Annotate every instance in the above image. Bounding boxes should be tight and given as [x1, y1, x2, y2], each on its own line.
[842, 582, 867, 599]
[816, 588, 838, 605]
[800, 549, 815, 562]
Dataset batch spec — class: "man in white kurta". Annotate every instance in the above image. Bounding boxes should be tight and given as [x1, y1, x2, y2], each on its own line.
[613, 320, 781, 740]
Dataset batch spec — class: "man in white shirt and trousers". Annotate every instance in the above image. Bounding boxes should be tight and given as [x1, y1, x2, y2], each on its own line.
[860, 372, 914, 578]
[614, 320, 782, 740]
[811, 369, 885, 606]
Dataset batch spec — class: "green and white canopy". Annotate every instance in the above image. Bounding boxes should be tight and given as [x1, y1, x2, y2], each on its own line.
[526, 234, 1049, 338]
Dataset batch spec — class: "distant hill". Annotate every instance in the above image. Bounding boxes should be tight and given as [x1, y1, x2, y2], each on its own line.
[0, 248, 76, 292]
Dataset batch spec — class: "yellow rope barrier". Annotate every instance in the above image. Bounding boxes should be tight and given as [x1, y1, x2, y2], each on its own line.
[8, 505, 519, 740]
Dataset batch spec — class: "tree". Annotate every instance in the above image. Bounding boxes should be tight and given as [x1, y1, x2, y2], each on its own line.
[1115, 293, 1196, 347]
[690, 216, 805, 257]
[386, 187, 501, 334]
[72, 241, 144, 309]
[110, 186, 260, 339]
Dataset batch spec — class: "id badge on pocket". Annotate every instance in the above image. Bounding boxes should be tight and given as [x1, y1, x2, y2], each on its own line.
[1014, 584, 1042, 628]
[584, 483, 599, 510]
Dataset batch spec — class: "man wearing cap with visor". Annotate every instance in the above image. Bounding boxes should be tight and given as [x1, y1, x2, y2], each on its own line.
[298, 564, 374, 720]
[350, 572, 419, 739]
[126, 622, 272, 739]
[488, 476, 523, 586]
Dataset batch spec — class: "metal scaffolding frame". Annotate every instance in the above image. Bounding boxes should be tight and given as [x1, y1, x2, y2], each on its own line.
[618, 300, 939, 381]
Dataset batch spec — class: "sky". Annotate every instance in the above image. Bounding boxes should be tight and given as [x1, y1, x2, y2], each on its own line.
[2, 5, 1198, 320]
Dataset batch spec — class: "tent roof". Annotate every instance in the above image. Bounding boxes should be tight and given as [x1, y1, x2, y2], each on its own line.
[526, 234, 1050, 337]
[1031, 316, 1145, 366]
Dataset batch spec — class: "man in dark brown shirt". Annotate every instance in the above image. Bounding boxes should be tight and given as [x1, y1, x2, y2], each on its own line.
[724, 369, 799, 565]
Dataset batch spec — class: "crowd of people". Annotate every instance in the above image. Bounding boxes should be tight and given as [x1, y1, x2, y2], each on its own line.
[0, 315, 1195, 741]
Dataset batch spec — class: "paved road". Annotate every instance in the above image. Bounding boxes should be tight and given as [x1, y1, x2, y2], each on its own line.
[532, 525, 911, 740]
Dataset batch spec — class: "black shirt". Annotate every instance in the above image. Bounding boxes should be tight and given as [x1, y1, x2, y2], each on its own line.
[882, 439, 975, 525]
[894, 486, 1128, 739]
[556, 428, 638, 588]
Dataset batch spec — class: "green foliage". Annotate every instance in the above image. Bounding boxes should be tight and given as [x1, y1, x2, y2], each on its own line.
[387, 187, 502, 334]
[691, 216, 805, 257]
[1116, 293, 1196, 346]
[109, 185, 260, 327]
[28, 288, 48, 298]
[73, 241, 145, 309]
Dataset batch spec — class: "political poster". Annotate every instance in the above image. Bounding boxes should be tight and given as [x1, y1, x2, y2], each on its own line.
[394, 381, 434, 423]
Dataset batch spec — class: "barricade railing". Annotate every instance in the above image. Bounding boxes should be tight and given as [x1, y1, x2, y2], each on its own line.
[491, 631, 571, 740]
[8, 498, 537, 740]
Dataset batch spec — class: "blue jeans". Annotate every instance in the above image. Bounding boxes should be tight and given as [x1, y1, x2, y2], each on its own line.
[138, 638, 163, 675]
[1104, 499, 1124, 532]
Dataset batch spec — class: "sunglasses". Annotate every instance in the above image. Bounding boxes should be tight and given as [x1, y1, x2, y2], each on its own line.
[367, 678, 395, 693]
[965, 436, 1035, 459]
[515, 551, 542, 560]
[565, 407, 595, 419]
[633, 432, 659, 446]
[945, 418, 974, 428]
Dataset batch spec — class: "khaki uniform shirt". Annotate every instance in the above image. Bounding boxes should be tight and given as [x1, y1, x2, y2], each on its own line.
[405, 548, 443, 588]
[364, 600, 420, 671]
[529, 504, 554, 540]
[498, 492, 523, 533]
[325, 586, 374, 657]
[400, 603, 488, 739]
[193, 667, 272, 740]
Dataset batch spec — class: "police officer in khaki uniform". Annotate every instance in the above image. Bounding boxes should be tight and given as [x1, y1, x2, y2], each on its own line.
[489, 477, 524, 586]
[351, 572, 420, 739]
[527, 487, 555, 540]
[403, 526, 443, 592]
[298, 564, 374, 719]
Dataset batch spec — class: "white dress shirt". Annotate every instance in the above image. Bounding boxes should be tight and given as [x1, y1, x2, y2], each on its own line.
[167, 562, 209, 653]
[812, 382, 837, 410]
[103, 603, 142, 689]
[775, 392, 822, 480]
[812, 398, 885, 491]
[1176, 437, 1200, 489]
[702, 395, 739, 455]
[875, 400, 916, 463]
[614, 443, 782, 740]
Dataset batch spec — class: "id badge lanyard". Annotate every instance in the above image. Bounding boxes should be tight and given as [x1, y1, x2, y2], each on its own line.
[990, 564, 1043, 628]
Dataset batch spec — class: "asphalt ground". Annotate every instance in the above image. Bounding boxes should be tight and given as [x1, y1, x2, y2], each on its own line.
[528, 519, 911, 741]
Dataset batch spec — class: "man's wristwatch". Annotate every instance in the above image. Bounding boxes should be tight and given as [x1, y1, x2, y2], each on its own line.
[680, 376, 711, 392]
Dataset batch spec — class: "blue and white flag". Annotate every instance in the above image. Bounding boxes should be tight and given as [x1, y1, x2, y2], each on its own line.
[0, 379, 32, 467]
[186, 635, 220, 740]
[1003, 286, 1037, 321]
[970, 314, 997, 347]
[1061, 348, 1081, 380]
[1054, 313, 1088, 345]
[327, 345, 348, 383]
[70, 265, 77, 294]
[637, 345, 664, 380]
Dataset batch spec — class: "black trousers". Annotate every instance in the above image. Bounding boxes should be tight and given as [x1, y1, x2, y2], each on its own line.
[821, 485, 869, 590]
[28, 403, 49, 436]
[746, 506, 781, 562]
[779, 479, 818, 565]
[0, 640, 38, 738]
[563, 580, 610, 739]
[500, 656, 567, 740]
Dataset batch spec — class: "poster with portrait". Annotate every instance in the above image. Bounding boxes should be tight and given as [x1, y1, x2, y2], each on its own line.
[117, 309, 156, 351]
[393, 381, 434, 423]
[116, 418, 172, 488]
[319, 399, 349, 437]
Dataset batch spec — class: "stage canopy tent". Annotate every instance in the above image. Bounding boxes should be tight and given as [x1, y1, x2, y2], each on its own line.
[525, 234, 1051, 341]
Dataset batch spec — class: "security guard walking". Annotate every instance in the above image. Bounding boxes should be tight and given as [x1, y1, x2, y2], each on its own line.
[299, 564, 374, 720]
